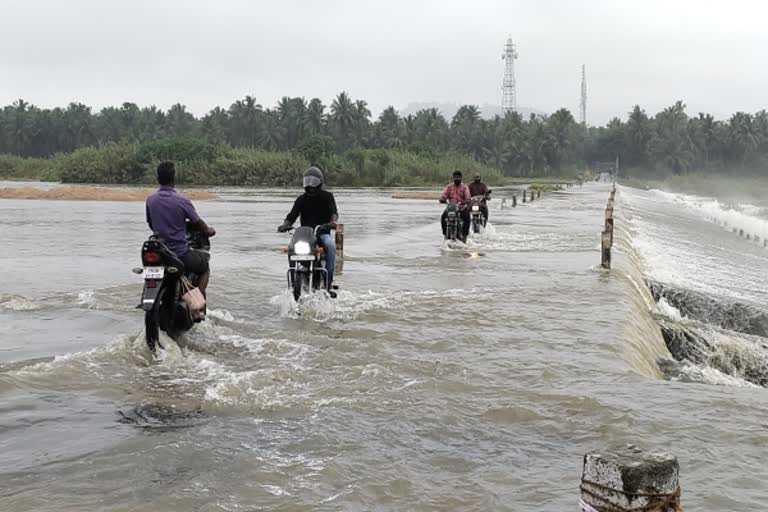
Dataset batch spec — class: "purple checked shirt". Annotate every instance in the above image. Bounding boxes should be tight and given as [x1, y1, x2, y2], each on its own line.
[145, 185, 200, 257]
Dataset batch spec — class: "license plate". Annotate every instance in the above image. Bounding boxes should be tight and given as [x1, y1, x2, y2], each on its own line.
[144, 266, 165, 279]
[290, 255, 315, 261]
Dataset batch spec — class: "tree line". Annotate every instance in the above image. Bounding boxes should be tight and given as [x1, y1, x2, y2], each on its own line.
[1, 94, 767, 180]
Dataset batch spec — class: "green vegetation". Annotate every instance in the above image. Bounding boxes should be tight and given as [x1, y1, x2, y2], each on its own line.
[1, 139, 502, 187]
[1, 95, 766, 185]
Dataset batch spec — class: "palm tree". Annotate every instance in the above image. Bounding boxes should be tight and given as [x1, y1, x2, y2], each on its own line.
[728, 112, 757, 169]
[412, 108, 449, 152]
[624, 105, 652, 167]
[228, 95, 264, 147]
[201, 107, 229, 144]
[166, 103, 197, 138]
[304, 98, 326, 135]
[545, 108, 576, 171]
[374, 106, 405, 148]
[651, 102, 694, 175]
[330, 92, 356, 149]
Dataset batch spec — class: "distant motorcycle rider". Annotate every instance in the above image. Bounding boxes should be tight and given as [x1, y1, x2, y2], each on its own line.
[439, 170, 471, 239]
[145, 161, 216, 298]
[277, 166, 339, 298]
[468, 173, 491, 223]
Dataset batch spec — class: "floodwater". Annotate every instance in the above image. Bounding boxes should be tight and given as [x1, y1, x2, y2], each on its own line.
[1, 182, 766, 511]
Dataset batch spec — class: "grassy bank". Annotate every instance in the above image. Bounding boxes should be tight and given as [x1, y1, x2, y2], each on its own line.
[0, 185, 215, 201]
[0, 139, 507, 188]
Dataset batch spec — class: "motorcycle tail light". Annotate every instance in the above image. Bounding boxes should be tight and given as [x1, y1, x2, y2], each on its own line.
[145, 280, 158, 288]
[143, 251, 162, 265]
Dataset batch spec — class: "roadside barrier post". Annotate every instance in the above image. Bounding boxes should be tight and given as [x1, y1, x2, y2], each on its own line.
[601, 231, 612, 269]
[512, 195, 517, 208]
[580, 446, 681, 511]
[523, 190, 527, 203]
[606, 206, 614, 246]
[335, 223, 344, 274]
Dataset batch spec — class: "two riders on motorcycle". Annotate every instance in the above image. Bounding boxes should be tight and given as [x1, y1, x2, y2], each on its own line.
[468, 173, 491, 226]
[440, 171, 492, 240]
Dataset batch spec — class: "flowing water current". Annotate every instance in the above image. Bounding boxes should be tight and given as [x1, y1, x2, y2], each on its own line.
[1, 182, 767, 510]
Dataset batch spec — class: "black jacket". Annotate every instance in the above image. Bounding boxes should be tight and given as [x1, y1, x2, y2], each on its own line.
[285, 189, 338, 235]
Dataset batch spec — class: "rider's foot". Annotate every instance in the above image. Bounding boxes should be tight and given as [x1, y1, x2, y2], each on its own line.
[329, 290, 338, 299]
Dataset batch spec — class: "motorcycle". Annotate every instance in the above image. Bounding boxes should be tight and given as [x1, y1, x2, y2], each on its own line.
[469, 195, 488, 233]
[283, 225, 330, 301]
[443, 202, 466, 243]
[134, 225, 210, 353]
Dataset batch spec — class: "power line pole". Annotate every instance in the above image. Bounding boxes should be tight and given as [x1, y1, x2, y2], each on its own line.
[580, 64, 587, 126]
[501, 37, 519, 114]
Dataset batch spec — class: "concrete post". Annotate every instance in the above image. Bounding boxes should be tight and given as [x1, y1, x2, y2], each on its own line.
[512, 195, 517, 208]
[605, 207, 615, 246]
[530, 190, 535, 202]
[580, 446, 680, 511]
[523, 190, 527, 203]
[334, 223, 344, 274]
[601, 231, 612, 269]
[537, 189, 541, 199]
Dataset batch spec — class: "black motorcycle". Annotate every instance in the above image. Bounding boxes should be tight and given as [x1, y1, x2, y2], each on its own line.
[469, 195, 488, 233]
[443, 203, 466, 243]
[283, 226, 330, 301]
[134, 227, 210, 352]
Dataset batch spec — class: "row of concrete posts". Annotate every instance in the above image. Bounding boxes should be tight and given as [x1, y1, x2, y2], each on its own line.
[601, 184, 616, 269]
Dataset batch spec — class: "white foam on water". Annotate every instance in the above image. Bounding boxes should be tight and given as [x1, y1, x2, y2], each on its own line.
[0, 293, 41, 311]
[202, 367, 307, 412]
[675, 362, 760, 388]
[76, 289, 96, 307]
[650, 188, 768, 242]
[270, 288, 411, 322]
[269, 286, 486, 323]
[216, 334, 311, 369]
[207, 308, 237, 323]
[655, 297, 685, 322]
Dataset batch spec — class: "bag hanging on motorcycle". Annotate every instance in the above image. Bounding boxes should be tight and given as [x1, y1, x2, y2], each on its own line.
[180, 276, 206, 319]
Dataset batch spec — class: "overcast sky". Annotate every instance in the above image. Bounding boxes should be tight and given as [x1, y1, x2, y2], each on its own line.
[1, 0, 766, 125]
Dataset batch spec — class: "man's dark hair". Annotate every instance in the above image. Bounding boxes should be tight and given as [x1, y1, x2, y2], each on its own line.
[157, 161, 175, 186]
[452, 170, 462, 178]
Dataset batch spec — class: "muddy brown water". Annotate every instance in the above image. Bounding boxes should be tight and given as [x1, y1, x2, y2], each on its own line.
[0, 182, 767, 510]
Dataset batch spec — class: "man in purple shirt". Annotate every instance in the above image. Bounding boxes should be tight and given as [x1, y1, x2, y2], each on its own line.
[145, 161, 216, 297]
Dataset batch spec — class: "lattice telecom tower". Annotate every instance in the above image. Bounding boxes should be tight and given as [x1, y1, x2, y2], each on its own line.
[501, 37, 519, 113]
[580, 64, 587, 126]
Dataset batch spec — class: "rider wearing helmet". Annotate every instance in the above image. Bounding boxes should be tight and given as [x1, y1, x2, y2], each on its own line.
[439, 170, 471, 239]
[277, 167, 339, 297]
[468, 173, 491, 223]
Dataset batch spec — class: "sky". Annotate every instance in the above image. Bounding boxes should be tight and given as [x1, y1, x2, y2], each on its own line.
[1, 0, 767, 125]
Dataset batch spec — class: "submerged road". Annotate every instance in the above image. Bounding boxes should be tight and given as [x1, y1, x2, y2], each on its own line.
[0, 183, 766, 510]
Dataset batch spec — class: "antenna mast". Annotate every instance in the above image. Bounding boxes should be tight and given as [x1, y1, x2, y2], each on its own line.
[580, 64, 587, 126]
[501, 37, 518, 114]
